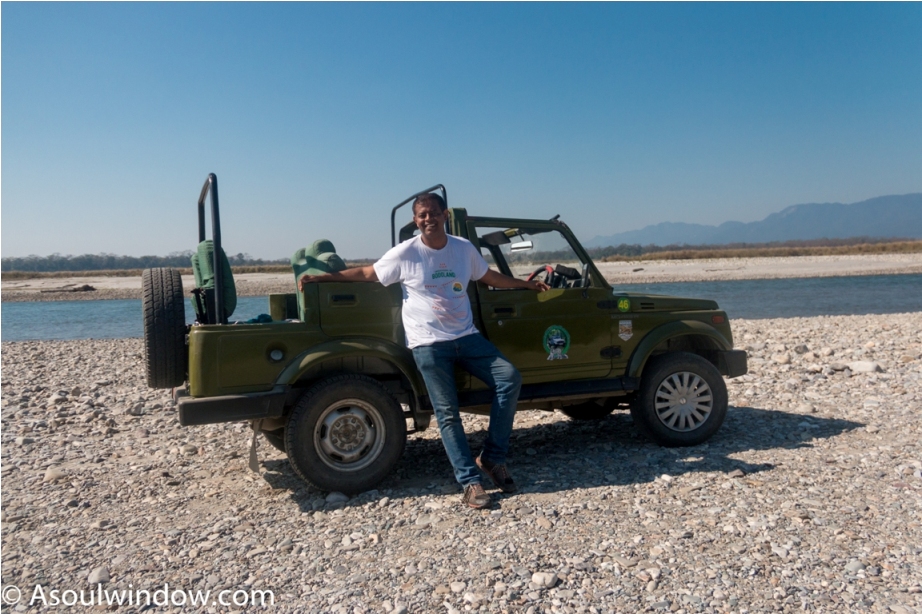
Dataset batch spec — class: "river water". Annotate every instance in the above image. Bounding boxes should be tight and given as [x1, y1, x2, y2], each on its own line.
[2, 273, 920, 342]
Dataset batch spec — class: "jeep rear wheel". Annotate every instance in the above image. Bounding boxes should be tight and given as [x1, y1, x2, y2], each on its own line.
[142, 268, 187, 389]
[285, 375, 407, 494]
[630, 352, 727, 446]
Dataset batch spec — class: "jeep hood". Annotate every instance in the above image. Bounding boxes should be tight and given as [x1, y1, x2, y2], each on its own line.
[616, 293, 720, 312]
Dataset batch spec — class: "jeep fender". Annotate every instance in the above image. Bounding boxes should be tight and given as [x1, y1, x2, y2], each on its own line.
[627, 320, 732, 379]
[275, 337, 427, 413]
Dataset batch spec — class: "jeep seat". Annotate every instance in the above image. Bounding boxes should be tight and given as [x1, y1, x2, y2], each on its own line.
[191, 240, 237, 323]
[291, 239, 347, 320]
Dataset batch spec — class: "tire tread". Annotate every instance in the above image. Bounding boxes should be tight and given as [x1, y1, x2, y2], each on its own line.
[142, 268, 186, 389]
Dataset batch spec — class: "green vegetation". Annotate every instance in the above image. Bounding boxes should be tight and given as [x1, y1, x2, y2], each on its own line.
[597, 238, 922, 262]
[0, 251, 289, 274]
[0, 261, 375, 280]
[500, 237, 921, 265]
[2, 238, 918, 280]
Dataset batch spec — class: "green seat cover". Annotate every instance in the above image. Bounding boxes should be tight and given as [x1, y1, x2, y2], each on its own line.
[291, 239, 347, 319]
[191, 240, 237, 321]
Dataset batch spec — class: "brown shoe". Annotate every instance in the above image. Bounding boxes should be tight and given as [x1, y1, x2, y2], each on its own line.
[476, 456, 517, 493]
[462, 483, 492, 509]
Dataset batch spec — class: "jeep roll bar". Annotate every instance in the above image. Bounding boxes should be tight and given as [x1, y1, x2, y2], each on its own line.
[390, 184, 447, 247]
[197, 173, 227, 325]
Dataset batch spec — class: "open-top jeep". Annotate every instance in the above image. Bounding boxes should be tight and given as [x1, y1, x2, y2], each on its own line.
[142, 174, 747, 494]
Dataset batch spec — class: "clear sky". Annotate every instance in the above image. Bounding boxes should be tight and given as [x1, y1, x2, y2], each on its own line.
[2, 2, 921, 260]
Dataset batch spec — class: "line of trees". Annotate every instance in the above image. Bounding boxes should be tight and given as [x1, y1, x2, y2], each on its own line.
[2, 236, 914, 272]
[506, 236, 916, 264]
[593, 236, 916, 258]
[1, 252, 288, 272]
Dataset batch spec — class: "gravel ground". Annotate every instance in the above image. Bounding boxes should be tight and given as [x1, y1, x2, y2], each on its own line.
[1, 313, 921, 613]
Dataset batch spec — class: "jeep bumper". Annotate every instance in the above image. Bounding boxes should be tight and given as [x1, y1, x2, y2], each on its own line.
[717, 350, 748, 378]
[174, 385, 289, 426]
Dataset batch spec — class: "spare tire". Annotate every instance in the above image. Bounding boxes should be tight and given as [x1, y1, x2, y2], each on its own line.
[142, 268, 187, 388]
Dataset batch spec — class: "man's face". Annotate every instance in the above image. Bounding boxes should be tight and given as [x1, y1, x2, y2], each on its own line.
[413, 201, 447, 241]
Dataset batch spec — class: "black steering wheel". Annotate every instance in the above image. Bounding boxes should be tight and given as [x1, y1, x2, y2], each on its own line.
[526, 264, 557, 286]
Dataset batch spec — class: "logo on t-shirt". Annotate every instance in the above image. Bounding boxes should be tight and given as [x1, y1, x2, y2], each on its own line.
[451, 281, 464, 294]
[431, 270, 456, 280]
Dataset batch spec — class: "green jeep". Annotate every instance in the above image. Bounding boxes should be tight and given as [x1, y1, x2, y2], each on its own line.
[142, 174, 747, 494]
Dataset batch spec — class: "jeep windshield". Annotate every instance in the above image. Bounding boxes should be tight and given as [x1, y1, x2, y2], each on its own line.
[475, 224, 591, 289]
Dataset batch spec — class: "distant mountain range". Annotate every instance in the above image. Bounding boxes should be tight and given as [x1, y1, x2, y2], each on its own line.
[586, 193, 922, 248]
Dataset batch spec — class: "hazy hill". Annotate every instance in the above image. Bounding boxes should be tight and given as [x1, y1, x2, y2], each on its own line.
[586, 193, 922, 248]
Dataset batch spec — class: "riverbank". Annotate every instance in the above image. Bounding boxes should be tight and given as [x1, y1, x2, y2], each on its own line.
[4, 252, 922, 303]
[0, 272, 294, 303]
[1, 312, 920, 612]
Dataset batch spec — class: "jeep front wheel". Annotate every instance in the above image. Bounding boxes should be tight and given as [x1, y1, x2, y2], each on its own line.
[285, 375, 407, 494]
[630, 352, 727, 446]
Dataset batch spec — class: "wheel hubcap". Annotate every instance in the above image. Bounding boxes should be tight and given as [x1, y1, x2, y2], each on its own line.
[654, 372, 713, 432]
[314, 399, 386, 472]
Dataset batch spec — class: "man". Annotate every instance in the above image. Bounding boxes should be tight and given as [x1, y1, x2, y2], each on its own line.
[299, 193, 548, 508]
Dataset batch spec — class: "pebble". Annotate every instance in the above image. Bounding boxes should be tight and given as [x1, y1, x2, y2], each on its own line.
[43, 467, 66, 482]
[849, 360, 883, 373]
[87, 566, 109, 584]
[845, 560, 867, 573]
[531, 572, 558, 588]
[613, 555, 638, 568]
[1, 315, 921, 614]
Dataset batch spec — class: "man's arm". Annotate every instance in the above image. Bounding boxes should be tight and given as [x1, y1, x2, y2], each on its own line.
[479, 269, 549, 292]
[298, 266, 378, 291]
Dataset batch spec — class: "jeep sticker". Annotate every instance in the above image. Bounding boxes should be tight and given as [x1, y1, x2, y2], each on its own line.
[619, 320, 633, 341]
[617, 297, 631, 312]
[543, 325, 571, 360]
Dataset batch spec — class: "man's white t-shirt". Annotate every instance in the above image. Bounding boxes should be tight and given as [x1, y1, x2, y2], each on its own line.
[373, 235, 490, 349]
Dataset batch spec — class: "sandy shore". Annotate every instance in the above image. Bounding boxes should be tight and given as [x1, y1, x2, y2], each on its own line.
[0, 273, 295, 303]
[595, 252, 922, 284]
[2, 312, 921, 612]
[3, 253, 921, 302]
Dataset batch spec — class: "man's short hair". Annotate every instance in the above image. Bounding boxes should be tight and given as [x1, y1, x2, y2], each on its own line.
[412, 192, 447, 214]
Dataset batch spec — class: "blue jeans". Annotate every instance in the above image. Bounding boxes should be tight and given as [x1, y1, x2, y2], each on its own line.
[412, 333, 522, 487]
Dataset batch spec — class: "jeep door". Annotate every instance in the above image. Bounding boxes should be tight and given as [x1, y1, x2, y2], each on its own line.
[469, 222, 612, 384]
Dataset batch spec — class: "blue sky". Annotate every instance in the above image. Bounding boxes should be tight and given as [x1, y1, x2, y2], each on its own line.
[2, 2, 921, 260]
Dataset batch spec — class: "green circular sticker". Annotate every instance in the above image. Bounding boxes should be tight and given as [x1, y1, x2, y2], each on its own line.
[617, 297, 631, 312]
[543, 325, 571, 361]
